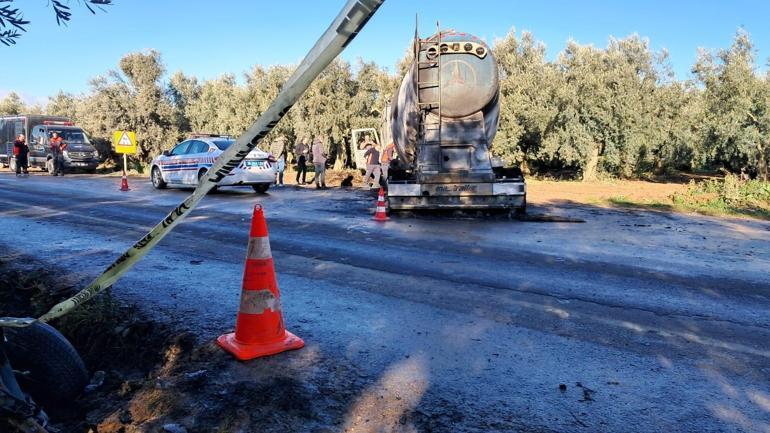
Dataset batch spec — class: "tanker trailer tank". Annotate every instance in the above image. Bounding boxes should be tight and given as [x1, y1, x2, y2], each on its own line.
[386, 26, 526, 215]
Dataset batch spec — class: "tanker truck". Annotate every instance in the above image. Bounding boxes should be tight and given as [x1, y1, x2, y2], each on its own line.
[386, 26, 526, 215]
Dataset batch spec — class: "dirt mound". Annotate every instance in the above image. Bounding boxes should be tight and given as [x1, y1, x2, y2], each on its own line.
[0, 255, 174, 432]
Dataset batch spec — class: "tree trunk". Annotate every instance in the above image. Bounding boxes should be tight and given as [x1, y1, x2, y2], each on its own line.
[653, 151, 663, 175]
[759, 142, 768, 182]
[333, 140, 345, 171]
[582, 145, 600, 181]
[520, 159, 530, 175]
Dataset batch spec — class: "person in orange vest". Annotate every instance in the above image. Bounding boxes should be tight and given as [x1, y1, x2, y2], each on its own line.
[13, 134, 29, 176]
[49, 132, 67, 176]
[380, 142, 396, 184]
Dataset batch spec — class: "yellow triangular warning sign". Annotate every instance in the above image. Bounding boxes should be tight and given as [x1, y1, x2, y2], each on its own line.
[118, 132, 133, 146]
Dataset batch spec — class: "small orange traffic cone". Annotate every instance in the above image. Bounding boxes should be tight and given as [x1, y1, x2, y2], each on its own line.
[217, 204, 304, 360]
[373, 187, 389, 221]
[120, 174, 130, 191]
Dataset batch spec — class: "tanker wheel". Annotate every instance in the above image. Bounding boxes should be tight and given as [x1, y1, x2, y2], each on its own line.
[4, 322, 89, 408]
[513, 196, 527, 220]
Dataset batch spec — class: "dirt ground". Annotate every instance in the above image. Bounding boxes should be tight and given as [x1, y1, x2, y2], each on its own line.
[270, 168, 697, 213]
[525, 179, 688, 205]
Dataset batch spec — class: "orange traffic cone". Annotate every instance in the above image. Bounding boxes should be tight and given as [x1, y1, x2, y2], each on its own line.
[120, 174, 130, 191]
[373, 187, 389, 221]
[217, 204, 304, 360]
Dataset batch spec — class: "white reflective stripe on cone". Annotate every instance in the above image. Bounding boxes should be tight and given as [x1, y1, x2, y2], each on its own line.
[239, 289, 281, 314]
[246, 236, 273, 260]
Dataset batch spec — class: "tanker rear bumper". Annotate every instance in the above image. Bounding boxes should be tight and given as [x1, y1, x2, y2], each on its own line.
[387, 181, 526, 210]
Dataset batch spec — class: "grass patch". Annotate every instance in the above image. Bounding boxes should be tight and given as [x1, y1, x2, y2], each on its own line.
[603, 175, 770, 220]
[606, 196, 674, 211]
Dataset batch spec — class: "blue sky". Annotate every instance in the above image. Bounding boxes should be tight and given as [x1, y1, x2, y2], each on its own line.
[2, 0, 769, 105]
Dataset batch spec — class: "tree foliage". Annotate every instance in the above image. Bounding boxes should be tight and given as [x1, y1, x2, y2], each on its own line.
[0, 0, 113, 46]
[694, 30, 770, 180]
[3, 28, 769, 180]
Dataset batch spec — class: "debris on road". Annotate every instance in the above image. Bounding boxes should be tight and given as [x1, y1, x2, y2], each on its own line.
[161, 423, 187, 433]
[576, 382, 595, 403]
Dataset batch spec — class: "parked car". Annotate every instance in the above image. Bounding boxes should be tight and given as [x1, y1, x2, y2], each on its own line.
[150, 134, 276, 193]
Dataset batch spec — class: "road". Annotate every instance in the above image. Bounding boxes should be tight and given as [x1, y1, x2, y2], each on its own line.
[1, 172, 769, 432]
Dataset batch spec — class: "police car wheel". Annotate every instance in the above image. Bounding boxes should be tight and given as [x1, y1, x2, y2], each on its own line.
[4, 322, 89, 408]
[151, 166, 166, 189]
[252, 184, 270, 194]
[198, 168, 217, 193]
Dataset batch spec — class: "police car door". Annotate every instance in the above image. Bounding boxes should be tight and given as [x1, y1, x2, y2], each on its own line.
[183, 140, 210, 185]
[166, 140, 192, 183]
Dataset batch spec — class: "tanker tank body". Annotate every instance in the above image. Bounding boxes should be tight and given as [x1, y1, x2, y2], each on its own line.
[387, 27, 526, 214]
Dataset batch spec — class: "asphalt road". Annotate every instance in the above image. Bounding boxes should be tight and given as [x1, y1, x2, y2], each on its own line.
[1, 172, 769, 432]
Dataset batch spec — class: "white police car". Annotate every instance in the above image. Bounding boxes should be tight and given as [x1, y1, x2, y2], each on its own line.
[150, 134, 276, 193]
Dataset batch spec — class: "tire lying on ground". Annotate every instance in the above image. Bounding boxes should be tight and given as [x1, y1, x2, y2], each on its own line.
[4, 322, 88, 407]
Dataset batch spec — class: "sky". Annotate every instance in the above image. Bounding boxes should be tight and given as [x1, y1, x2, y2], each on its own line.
[1, 0, 769, 105]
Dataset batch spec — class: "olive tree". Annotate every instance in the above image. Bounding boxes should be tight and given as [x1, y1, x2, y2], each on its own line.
[0, 0, 113, 46]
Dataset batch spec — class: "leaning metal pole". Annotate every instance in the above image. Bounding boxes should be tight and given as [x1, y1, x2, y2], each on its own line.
[0, 0, 384, 328]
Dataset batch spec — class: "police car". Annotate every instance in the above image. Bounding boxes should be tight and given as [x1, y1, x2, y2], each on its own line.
[150, 134, 276, 193]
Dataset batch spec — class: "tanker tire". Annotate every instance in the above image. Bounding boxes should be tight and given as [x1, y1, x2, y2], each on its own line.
[514, 196, 527, 220]
[4, 322, 88, 408]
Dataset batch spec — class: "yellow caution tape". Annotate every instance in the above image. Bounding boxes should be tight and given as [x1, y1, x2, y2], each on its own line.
[0, 0, 384, 328]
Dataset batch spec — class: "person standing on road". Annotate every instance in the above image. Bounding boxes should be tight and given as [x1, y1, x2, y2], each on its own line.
[312, 136, 328, 189]
[13, 134, 29, 176]
[49, 132, 67, 176]
[295, 137, 309, 185]
[380, 141, 396, 184]
[275, 148, 286, 187]
[362, 141, 381, 188]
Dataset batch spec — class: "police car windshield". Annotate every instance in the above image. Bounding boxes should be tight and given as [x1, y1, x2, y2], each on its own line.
[49, 129, 89, 144]
[213, 139, 235, 150]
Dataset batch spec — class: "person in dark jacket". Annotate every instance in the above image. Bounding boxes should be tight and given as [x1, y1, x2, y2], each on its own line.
[49, 132, 67, 176]
[362, 140, 381, 188]
[13, 134, 29, 176]
[294, 137, 309, 185]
